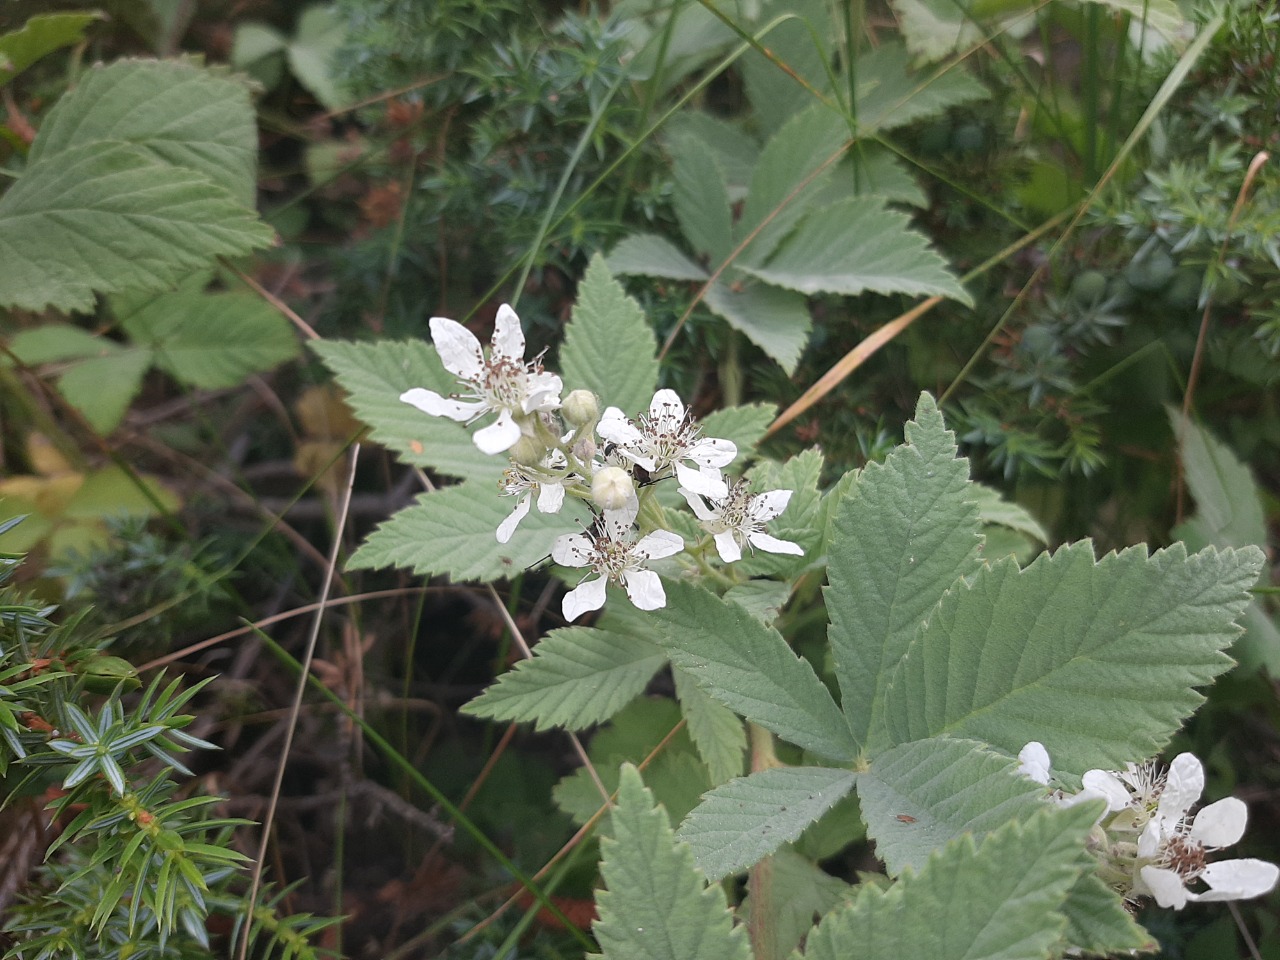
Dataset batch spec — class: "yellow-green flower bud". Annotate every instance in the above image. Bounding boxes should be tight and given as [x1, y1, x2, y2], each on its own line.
[508, 434, 544, 467]
[562, 389, 600, 427]
[591, 466, 635, 510]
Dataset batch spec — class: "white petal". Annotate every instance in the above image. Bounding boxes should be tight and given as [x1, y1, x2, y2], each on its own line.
[429, 316, 485, 380]
[675, 461, 728, 498]
[400, 387, 481, 423]
[604, 501, 639, 538]
[1189, 797, 1247, 848]
[1081, 769, 1133, 812]
[649, 388, 684, 421]
[713, 530, 742, 563]
[1138, 820, 1163, 858]
[687, 437, 737, 468]
[1159, 753, 1205, 822]
[552, 533, 593, 567]
[522, 372, 564, 413]
[622, 569, 666, 610]
[536, 482, 565, 513]
[563, 575, 608, 621]
[1197, 859, 1280, 901]
[635, 529, 684, 561]
[748, 489, 793, 521]
[473, 410, 522, 454]
[496, 494, 531, 543]
[491, 304, 525, 361]
[597, 411, 644, 446]
[1018, 742, 1053, 786]
[1141, 866, 1192, 909]
[748, 532, 805, 556]
[679, 487, 718, 522]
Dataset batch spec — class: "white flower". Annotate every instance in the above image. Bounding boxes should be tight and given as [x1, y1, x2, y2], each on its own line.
[496, 452, 572, 544]
[400, 305, 563, 455]
[679, 483, 804, 563]
[551, 501, 684, 621]
[597, 389, 736, 497]
[1017, 742, 1052, 786]
[1129, 753, 1280, 909]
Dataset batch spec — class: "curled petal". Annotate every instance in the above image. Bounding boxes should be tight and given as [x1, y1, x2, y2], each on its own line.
[1159, 753, 1205, 823]
[401, 388, 481, 423]
[429, 316, 485, 380]
[675, 461, 728, 498]
[679, 487, 717, 522]
[536, 482, 565, 513]
[748, 489, 793, 521]
[713, 531, 741, 564]
[491, 304, 525, 361]
[688, 437, 737, 469]
[1196, 859, 1280, 902]
[563, 575, 608, 622]
[1190, 797, 1247, 848]
[748, 531, 805, 556]
[1017, 742, 1052, 786]
[552, 533, 594, 568]
[1141, 866, 1191, 909]
[1137, 820, 1163, 859]
[622, 569, 666, 610]
[635, 529, 684, 561]
[597, 410, 645, 446]
[523, 372, 564, 413]
[497, 494, 532, 544]
[473, 410, 523, 455]
[1081, 769, 1133, 812]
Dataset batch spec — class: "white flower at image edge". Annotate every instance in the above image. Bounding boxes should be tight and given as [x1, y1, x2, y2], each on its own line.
[598, 389, 736, 497]
[680, 483, 804, 563]
[400, 305, 563, 455]
[551, 503, 683, 621]
[1130, 754, 1280, 909]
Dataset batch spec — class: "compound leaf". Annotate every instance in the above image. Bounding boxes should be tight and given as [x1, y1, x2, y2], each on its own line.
[673, 669, 746, 786]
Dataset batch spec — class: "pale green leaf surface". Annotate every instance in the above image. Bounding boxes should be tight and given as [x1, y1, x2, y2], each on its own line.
[721, 580, 791, 624]
[287, 5, 349, 110]
[120, 285, 298, 388]
[881, 542, 1265, 772]
[800, 803, 1095, 960]
[740, 0, 835, 137]
[592, 764, 752, 960]
[815, 148, 929, 208]
[56, 349, 153, 435]
[971, 482, 1049, 543]
[736, 448, 824, 578]
[855, 43, 989, 133]
[698, 404, 777, 467]
[231, 21, 288, 66]
[671, 134, 734, 265]
[1058, 873, 1155, 956]
[607, 234, 709, 282]
[461, 627, 665, 732]
[664, 112, 758, 196]
[704, 278, 811, 374]
[7, 324, 118, 364]
[29, 58, 259, 205]
[310, 338, 495, 481]
[559, 255, 661, 416]
[856, 738, 1045, 876]
[1085, 0, 1183, 39]
[0, 12, 103, 86]
[62, 465, 179, 519]
[1169, 409, 1267, 551]
[645, 579, 857, 762]
[676, 767, 857, 881]
[738, 105, 849, 268]
[826, 393, 982, 748]
[740, 198, 972, 305]
[673, 669, 746, 786]
[0, 142, 272, 314]
[1233, 602, 1280, 677]
[740, 850, 850, 960]
[889, 0, 984, 64]
[348, 481, 588, 582]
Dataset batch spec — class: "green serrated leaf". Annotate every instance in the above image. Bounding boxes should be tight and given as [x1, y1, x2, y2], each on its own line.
[856, 738, 1045, 876]
[827, 393, 983, 748]
[56, 348, 153, 435]
[28, 58, 260, 205]
[287, 5, 349, 110]
[1169, 409, 1267, 551]
[645, 579, 857, 762]
[607, 234, 709, 282]
[310, 338, 495, 481]
[855, 43, 989, 132]
[880, 542, 1265, 772]
[560, 254, 661, 416]
[740, 198, 972, 305]
[673, 668, 745, 785]
[461, 627, 666, 732]
[671, 134, 734, 265]
[0, 12, 103, 87]
[704, 278, 811, 374]
[677, 766, 857, 882]
[889, 0, 984, 64]
[0, 142, 272, 314]
[740, 849, 850, 960]
[1058, 872, 1155, 955]
[7, 324, 117, 364]
[592, 764, 753, 960]
[698, 404, 777, 467]
[664, 112, 759, 196]
[348, 480, 587, 583]
[119, 281, 298, 389]
[800, 803, 1096, 960]
[740, 1, 835, 137]
[971, 482, 1049, 543]
[721, 580, 791, 624]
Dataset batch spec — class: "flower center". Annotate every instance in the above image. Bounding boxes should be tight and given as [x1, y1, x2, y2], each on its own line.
[637, 402, 700, 466]
[1163, 833, 1208, 880]
[482, 356, 529, 410]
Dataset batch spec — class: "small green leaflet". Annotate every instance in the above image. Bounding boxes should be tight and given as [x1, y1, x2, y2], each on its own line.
[606, 234, 708, 282]
[703, 279, 812, 375]
[592, 764, 752, 960]
[740, 849, 850, 960]
[698, 403, 777, 470]
[671, 134, 734, 266]
[672, 669, 746, 786]
[0, 12, 103, 87]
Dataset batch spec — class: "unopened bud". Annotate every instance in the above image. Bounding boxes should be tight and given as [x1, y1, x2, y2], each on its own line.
[508, 435, 543, 467]
[591, 466, 635, 511]
[562, 389, 599, 427]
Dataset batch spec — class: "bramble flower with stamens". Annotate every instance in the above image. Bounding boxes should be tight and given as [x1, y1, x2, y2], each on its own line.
[598, 389, 737, 497]
[496, 451, 575, 544]
[400, 305, 562, 455]
[679, 483, 804, 563]
[551, 500, 683, 621]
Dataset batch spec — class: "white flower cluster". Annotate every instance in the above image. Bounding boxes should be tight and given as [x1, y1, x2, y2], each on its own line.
[1018, 742, 1279, 909]
[400, 306, 804, 621]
